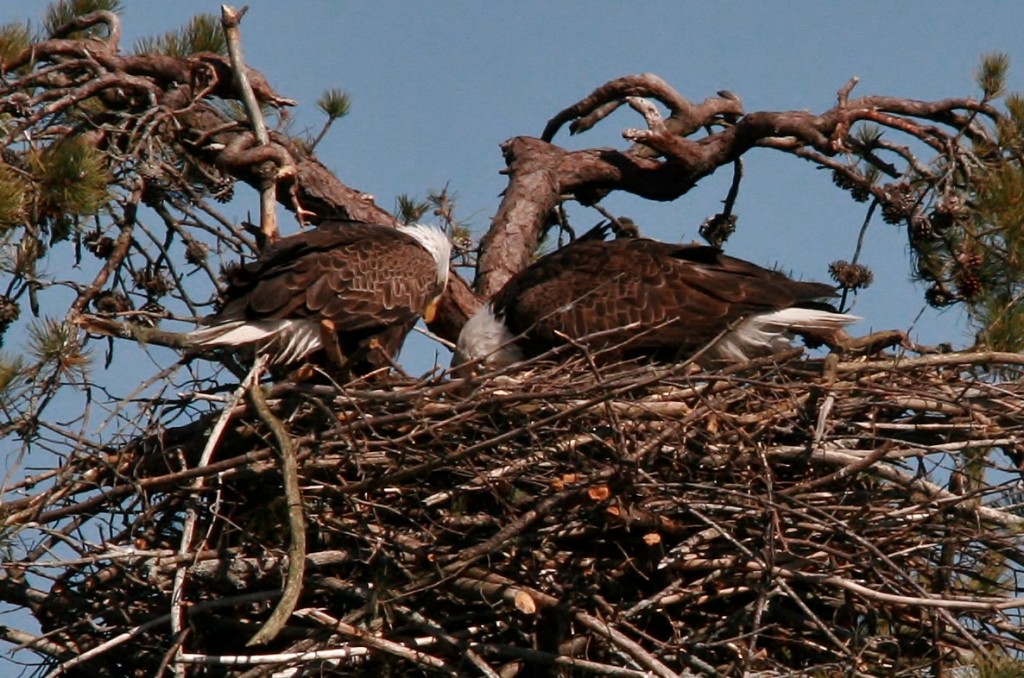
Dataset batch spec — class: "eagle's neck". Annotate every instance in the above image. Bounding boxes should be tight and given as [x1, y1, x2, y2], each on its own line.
[453, 304, 523, 370]
[397, 223, 451, 289]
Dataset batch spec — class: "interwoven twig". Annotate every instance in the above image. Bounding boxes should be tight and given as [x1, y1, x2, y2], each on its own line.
[4, 350, 1023, 676]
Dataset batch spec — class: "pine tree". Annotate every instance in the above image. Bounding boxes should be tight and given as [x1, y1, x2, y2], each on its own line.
[1, 4, 1023, 676]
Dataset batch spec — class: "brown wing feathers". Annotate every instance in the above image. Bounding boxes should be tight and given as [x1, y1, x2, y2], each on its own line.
[220, 223, 435, 332]
[494, 238, 837, 357]
[191, 221, 445, 371]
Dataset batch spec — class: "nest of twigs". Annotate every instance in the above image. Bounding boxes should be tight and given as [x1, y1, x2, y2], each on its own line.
[9, 348, 1024, 677]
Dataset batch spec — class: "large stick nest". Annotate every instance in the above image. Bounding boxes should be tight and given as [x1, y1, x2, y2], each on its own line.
[10, 349, 1024, 677]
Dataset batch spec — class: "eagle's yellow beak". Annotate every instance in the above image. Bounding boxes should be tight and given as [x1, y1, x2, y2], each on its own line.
[423, 295, 442, 324]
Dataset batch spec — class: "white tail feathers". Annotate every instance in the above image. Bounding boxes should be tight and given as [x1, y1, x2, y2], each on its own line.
[707, 307, 860, 362]
[186, 319, 323, 365]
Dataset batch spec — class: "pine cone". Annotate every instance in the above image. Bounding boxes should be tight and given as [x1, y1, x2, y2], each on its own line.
[881, 183, 915, 225]
[908, 215, 936, 243]
[133, 302, 169, 327]
[699, 213, 738, 248]
[828, 260, 874, 291]
[956, 252, 983, 270]
[955, 273, 983, 299]
[184, 240, 209, 266]
[931, 195, 965, 234]
[0, 296, 18, 348]
[133, 269, 171, 298]
[0, 295, 20, 324]
[831, 169, 871, 203]
[954, 252, 984, 299]
[84, 233, 115, 259]
[925, 285, 956, 307]
[92, 291, 133, 316]
[831, 169, 856, 191]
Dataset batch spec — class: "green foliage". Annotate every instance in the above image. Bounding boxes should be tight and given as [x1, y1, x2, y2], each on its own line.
[973, 291, 1024, 352]
[43, 0, 123, 38]
[977, 52, 1010, 100]
[853, 122, 883, 149]
[26, 318, 91, 380]
[396, 189, 471, 249]
[967, 160, 1024, 351]
[132, 13, 225, 57]
[316, 87, 352, 120]
[307, 87, 353, 150]
[426, 185, 457, 225]
[998, 94, 1024, 155]
[1005, 92, 1024, 129]
[977, 165, 1024, 262]
[0, 354, 26, 402]
[975, 654, 1024, 678]
[0, 164, 28, 230]
[396, 194, 430, 224]
[0, 21, 30, 67]
[180, 13, 225, 55]
[32, 136, 109, 221]
[12, 233, 45, 277]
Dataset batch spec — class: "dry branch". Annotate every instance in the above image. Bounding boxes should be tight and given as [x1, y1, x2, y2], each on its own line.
[476, 75, 1002, 299]
[4, 349, 1023, 676]
[4, 14, 1024, 677]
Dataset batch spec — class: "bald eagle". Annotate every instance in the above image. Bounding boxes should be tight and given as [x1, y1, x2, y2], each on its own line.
[453, 237, 857, 373]
[188, 220, 451, 373]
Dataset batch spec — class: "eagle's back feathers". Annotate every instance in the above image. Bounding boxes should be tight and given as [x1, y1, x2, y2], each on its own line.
[455, 237, 858, 370]
[189, 221, 450, 369]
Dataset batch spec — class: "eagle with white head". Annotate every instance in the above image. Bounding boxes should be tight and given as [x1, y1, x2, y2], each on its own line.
[189, 220, 451, 374]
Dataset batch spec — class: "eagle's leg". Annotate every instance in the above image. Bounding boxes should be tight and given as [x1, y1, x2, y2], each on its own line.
[319, 319, 349, 369]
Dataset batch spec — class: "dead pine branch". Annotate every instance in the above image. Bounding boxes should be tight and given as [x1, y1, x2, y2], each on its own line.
[221, 4, 281, 241]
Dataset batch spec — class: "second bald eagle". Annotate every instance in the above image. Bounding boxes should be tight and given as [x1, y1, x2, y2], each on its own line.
[453, 236, 857, 373]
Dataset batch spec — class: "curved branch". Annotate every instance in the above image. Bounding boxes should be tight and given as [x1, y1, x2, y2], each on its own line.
[4, 42, 296, 109]
[50, 10, 122, 51]
[476, 78, 1005, 302]
[245, 379, 306, 647]
[542, 73, 742, 141]
[475, 138, 565, 295]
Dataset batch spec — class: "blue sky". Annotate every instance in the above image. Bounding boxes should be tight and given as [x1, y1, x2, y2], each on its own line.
[7, 2, 1024, 368]
[152, 3, 1024, 352]
[3, 0, 1024, 666]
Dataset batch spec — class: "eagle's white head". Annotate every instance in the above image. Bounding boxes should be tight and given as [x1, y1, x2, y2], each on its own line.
[451, 304, 523, 376]
[397, 223, 452, 289]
